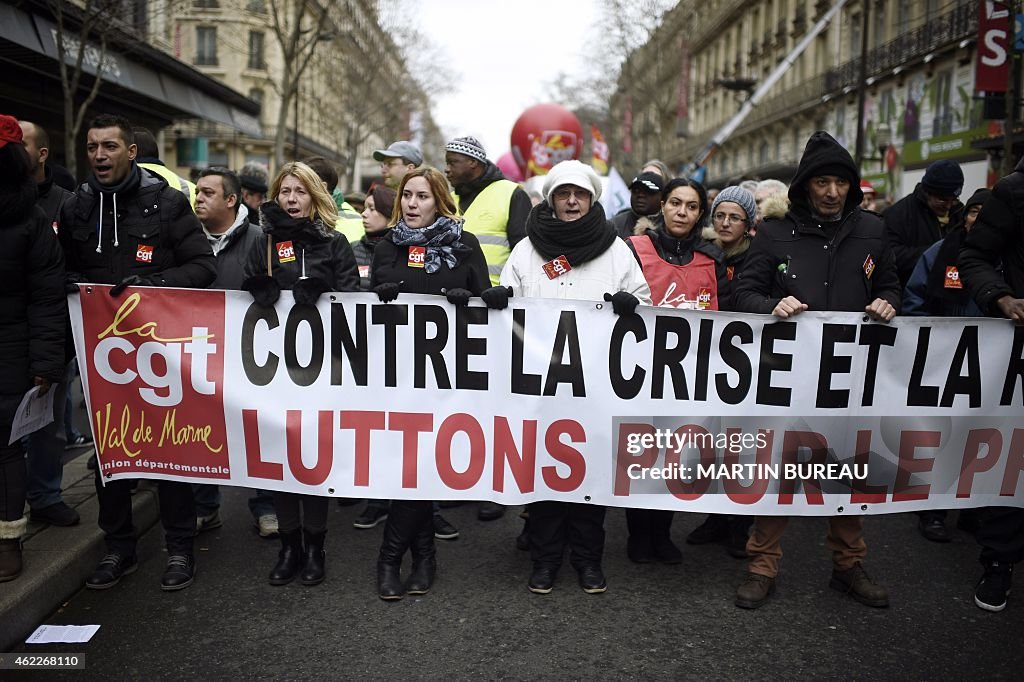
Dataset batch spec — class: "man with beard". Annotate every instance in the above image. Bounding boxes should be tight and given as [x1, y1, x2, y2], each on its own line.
[59, 114, 215, 592]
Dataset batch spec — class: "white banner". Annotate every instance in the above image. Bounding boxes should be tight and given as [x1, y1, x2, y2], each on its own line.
[69, 286, 1024, 515]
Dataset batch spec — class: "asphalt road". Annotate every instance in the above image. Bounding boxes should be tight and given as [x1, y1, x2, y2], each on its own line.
[9, 485, 1022, 681]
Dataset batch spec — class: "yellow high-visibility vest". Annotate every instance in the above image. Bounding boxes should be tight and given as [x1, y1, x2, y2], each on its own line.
[455, 179, 517, 285]
[140, 162, 197, 210]
[334, 200, 364, 244]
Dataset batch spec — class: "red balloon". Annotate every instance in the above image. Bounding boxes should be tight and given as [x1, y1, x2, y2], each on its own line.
[510, 103, 583, 179]
[495, 151, 524, 183]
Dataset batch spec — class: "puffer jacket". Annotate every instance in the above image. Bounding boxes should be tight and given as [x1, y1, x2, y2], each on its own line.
[0, 177, 66, 394]
[205, 204, 262, 290]
[59, 164, 216, 288]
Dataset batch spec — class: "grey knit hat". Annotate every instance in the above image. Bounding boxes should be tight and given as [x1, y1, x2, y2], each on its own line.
[711, 185, 757, 231]
[445, 136, 487, 163]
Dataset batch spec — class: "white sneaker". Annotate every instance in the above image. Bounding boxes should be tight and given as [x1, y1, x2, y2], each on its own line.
[257, 514, 279, 538]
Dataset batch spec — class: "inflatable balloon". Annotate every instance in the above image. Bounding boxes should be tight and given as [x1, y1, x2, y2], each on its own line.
[495, 151, 524, 183]
[510, 103, 583, 179]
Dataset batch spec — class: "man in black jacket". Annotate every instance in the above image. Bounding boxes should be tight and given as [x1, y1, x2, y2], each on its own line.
[732, 131, 900, 610]
[60, 114, 216, 592]
[958, 157, 1024, 612]
[884, 159, 965, 285]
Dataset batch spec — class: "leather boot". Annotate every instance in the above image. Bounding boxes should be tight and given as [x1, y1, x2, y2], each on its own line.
[377, 501, 419, 600]
[268, 529, 302, 586]
[405, 516, 437, 595]
[0, 518, 28, 583]
[300, 530, 326, 586]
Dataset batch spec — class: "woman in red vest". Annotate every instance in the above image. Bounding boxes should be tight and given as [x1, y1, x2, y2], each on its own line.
[622, 177, 731, 564]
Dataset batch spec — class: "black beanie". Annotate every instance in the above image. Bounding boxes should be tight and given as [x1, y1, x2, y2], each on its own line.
[921, 160, 964, 197]
[964, 187, 991, 210]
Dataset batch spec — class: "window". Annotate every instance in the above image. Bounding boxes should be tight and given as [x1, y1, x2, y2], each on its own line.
[194, 0, 219, 7]
[248, 31, 265, 70]
[195, 27, 217, 66]
[247, 0, 266, 12]
[249, 88, 264, 122]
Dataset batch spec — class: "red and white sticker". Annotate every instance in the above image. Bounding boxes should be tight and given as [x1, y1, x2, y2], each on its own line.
[542, 255, 572, 280]
[135, 245, 153, 263]
[408, 246, 426, 268]
[862, 254, 875, 280]
[358, 265, 370, 280]
[945, 265, 963, 289]
[696, 287, 712, 309]
[277, 240, 296, 263]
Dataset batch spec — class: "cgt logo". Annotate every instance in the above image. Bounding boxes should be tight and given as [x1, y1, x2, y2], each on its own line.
[92, 293, 217, 407]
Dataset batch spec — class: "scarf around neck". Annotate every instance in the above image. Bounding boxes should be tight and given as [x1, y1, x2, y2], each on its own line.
[390, 215, 469, 273]
[526, 202, 618, 267]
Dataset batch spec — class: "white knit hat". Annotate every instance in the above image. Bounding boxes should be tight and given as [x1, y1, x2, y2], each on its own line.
[542, 160, 602, 204]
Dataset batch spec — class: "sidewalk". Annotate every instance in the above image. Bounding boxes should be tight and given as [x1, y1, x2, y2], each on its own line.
[0, 450, 160, 651]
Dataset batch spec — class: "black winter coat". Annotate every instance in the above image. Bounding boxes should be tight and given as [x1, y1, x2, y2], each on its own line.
[734, 131, 901, 314]
[0, 179, 66, 394]
[370, 229, 490, 296]
[59, 167, 216, 288]
[960, 156, 1024, 313]
[884, 183, 964, 285]
[36, 165, 72, 228]
[244, 203, 359, 292]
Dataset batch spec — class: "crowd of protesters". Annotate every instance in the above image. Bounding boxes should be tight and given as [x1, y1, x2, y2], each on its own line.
[0, 111, 1021, 616]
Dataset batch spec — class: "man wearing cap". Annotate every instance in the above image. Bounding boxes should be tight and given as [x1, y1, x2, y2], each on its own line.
[611, 171, 664, 239]
[732, 131, 900, 610]
[884, 159, 965, 285]
[372, 140, 422, 189]
[445, 136, 532, 289]
[238, 162, 269, 227]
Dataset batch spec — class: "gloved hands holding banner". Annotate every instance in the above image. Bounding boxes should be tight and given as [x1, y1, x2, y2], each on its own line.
[242, 274, 282, 307]
[603, 291, 640, 316]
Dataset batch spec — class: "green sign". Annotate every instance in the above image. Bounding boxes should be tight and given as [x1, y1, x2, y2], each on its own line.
[902, 126, 989, 165]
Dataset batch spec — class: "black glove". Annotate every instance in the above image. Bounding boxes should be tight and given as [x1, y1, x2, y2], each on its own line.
[292, 277, 329, 306]
[109, 275, 153, 298]
[445, 287, 473, 306]
[242, 274, 282, 307]
[481, 285, 513, 310]
[65, 272, 82, 294]
[373, 281, 401, 303]
[603, 291, 640, 316]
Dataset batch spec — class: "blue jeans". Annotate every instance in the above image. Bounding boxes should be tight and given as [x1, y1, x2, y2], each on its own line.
[26, 364, 72, 510]
[191, 484, 221, 517]
[248, 489, 274, 518]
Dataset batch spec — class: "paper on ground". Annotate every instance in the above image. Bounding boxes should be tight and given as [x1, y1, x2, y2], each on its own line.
[26, 624, 100, 644]
[8, 385, 55, 445]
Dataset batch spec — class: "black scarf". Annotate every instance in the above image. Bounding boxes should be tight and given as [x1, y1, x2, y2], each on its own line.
[87, 161, 141, 196]
[925, 228, 970, 305]
[525, 202, 618, 267]
[259, 201, 331, 246]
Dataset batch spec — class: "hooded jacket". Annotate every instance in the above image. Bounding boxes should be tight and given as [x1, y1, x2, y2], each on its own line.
[733, 131, 901, 314]
[35, 164, 72, 229]
[884, 183, 965, 285]
[960, 157, 1024, 313]
[0, 175, 66, 394]
[204, 203, 263, 290]
[244, 202, 359, 293]
[452, 161, 531, 248]
[59, 164, 216, 288]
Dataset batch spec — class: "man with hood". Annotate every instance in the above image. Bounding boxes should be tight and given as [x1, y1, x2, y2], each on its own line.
[732, 131, 900, 610]
[884, 158, 965, 285]
[958, 160, 1024, 613]
[444, 135, 532, 523]
[59, 113, 216, 592]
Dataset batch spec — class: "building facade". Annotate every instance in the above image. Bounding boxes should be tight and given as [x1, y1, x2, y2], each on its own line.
[609, 0, 999, 198]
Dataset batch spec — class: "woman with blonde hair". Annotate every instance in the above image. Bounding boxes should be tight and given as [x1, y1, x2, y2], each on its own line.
[242, 161, 359, 587]
[371, 166, 498, 600]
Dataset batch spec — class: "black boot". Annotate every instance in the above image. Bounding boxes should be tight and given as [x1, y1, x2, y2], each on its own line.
[268, 529, 302, 586]
[405, 516, 437, 595]
[376, 501, 421, 600]
[300, 530, 326, 586]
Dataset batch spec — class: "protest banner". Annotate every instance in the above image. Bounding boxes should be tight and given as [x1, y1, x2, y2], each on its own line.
[69, 286, 1024, 515]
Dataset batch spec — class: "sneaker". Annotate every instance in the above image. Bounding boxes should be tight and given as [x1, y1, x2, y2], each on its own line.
[975, 562, 1013, 612]
[528, 565, 557, 594]
[433, 514, 459, 540]
[256, 513, 279, 538]
[161, 554, 195, 591]
[353, 506, 388, 529]
[477, 502, 505, 521]
[195, 510, 222, 533]
[64, 434, 93, 450]
[86, 553, 138, 590]
[918, 515, 952, 543]
[577, 565, 607, 594]
[31, 501, 80, 527]
[830, 563, 889, 607]
[735, 572, 775, 609]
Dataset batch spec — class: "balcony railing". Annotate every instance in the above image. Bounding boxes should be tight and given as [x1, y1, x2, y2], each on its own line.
[824, 1, 976, 93]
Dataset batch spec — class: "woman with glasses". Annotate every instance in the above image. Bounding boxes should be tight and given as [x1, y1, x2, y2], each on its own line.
[623, 177, 732, 565]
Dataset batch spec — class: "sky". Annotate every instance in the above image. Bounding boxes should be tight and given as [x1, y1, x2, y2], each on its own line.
[415, 0, 599, 159]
